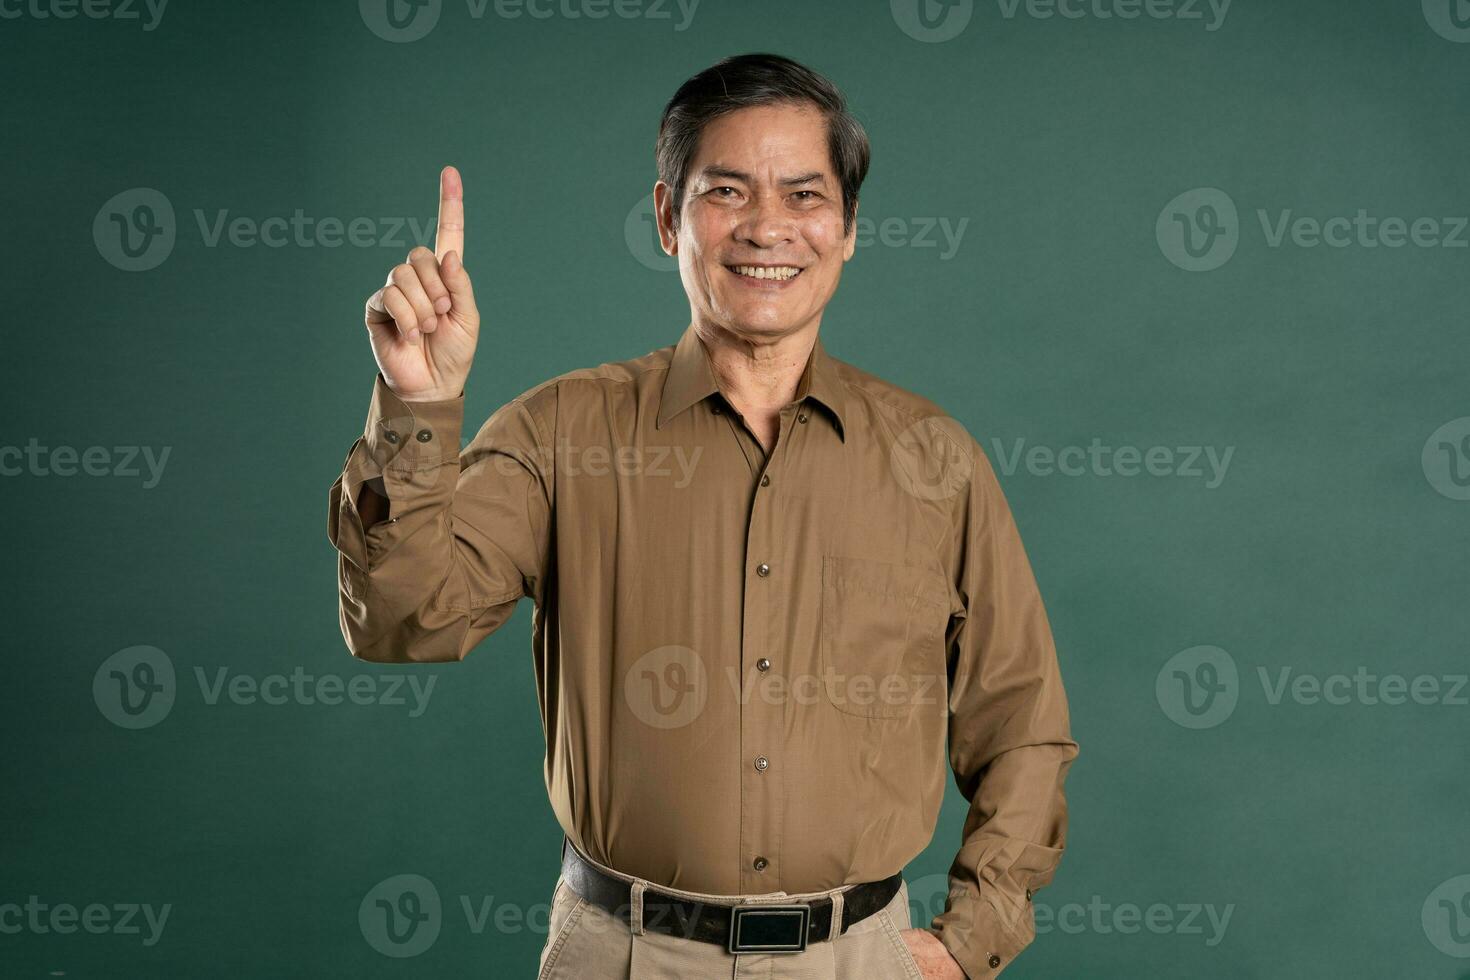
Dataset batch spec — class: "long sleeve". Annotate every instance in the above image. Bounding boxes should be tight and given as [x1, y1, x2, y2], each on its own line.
[325, 374, 553, 663]
[929, 438, 1079, 977]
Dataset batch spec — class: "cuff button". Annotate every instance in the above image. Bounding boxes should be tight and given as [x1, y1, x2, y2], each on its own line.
[988, 954, 1002, 969]
[415, 429, 433, 443]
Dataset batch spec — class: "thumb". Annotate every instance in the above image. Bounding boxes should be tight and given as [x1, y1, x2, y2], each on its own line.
[441, 250, 478, 319]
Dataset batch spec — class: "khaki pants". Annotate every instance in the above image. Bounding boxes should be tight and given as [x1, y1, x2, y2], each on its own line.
[537, 849, 923, 980]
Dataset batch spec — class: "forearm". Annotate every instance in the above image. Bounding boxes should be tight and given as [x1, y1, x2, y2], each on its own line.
[326, 376, 543, 663]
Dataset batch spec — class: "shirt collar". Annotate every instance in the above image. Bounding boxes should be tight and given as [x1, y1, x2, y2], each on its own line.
[656, 325, 847, 441]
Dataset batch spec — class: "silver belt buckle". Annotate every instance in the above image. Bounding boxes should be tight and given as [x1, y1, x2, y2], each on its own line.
[727, 903, 811, 954]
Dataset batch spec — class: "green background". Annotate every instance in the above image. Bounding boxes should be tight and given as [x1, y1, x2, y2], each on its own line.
[3, 0, 1468, 976]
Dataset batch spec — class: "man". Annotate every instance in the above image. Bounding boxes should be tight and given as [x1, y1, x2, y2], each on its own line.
[327, 53, 1077, 979]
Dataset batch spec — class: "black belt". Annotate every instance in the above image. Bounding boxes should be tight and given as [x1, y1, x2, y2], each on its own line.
[560, 841, 903, 955]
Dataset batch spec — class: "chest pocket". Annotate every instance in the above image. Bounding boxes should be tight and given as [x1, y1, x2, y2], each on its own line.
[820, 555, 951, 719]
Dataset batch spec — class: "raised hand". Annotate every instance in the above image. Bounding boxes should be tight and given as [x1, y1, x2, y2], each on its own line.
[364, 166, 479, 402]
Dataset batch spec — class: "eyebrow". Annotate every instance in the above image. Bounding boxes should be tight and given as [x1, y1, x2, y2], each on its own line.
[698, 166, 826, 187]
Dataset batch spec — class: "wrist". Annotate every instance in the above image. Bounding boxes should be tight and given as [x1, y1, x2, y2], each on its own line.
[399, 388, 464, 404]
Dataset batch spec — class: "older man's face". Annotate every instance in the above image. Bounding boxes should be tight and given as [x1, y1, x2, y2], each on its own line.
[656, 103, 857, 343]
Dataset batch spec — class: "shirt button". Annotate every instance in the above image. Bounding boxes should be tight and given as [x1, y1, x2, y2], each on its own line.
[756, 563, 770, 577]
[760, 474, 770, 487]
[796, 412, 808, 424]
[1025, 888, 1032, 901]
[753, 857, 768, 872]
[754, 756, 768, 771]
[383, 430, 400, 444]
[711, 404, 722, 414]
[415, 429, 432, 443]
[756, 658, 771, 671]
[988, 954, 1002, 969]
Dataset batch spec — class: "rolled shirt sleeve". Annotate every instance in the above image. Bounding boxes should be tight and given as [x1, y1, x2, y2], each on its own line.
[326, 373, 552, 663]
[930, 437, 1079, 977]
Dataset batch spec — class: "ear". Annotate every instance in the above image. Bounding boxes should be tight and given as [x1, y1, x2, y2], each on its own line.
[843, 198, 859, 262]
[653, 181, 678, 256]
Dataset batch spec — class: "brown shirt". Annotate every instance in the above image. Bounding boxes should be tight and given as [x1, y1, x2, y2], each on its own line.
[327, 325, 1078, 976]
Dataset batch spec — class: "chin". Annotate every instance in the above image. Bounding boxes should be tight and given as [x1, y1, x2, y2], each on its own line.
[723, 312, 800, 338]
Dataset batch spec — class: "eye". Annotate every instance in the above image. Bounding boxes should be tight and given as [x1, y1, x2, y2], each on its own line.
[710, 186, 738, 198]
[791, 190, 822, 203]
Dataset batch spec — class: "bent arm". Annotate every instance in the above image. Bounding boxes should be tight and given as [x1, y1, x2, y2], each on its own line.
[326, 375, 552, 663]
[931, 444, 1079, 977]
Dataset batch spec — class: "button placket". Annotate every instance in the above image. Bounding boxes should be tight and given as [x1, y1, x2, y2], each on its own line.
[739, 406, 797, 892]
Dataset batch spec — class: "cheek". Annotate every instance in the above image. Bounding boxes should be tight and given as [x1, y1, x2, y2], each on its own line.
[800, 216, 848, 254]
[687, 209, 736, 254]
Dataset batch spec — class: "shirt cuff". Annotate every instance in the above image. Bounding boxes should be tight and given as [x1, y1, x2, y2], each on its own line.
[931, 883, 1034, 978]
[359, 373, 464, 474]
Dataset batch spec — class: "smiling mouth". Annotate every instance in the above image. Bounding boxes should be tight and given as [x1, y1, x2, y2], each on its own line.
[726, 264, 803, 282]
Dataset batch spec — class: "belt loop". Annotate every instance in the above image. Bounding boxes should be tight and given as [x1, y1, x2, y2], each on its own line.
[630, 880, 647, 936]
[828, 887, 845, 941]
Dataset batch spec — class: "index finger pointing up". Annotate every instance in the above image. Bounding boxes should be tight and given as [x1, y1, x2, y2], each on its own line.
[434, 165, 465, 261]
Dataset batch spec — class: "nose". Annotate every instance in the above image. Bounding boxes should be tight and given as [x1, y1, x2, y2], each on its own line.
[734, 193, 796, 249]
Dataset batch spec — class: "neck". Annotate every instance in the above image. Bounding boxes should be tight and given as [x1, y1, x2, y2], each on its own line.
[692, 321, 817, 451]
[694, 323, 815, 411]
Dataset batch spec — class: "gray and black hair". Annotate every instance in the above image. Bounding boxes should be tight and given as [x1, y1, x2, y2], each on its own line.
[655, 53, 870, 236]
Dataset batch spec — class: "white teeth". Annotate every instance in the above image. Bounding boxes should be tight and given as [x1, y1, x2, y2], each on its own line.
[733, 265, 801, 281]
